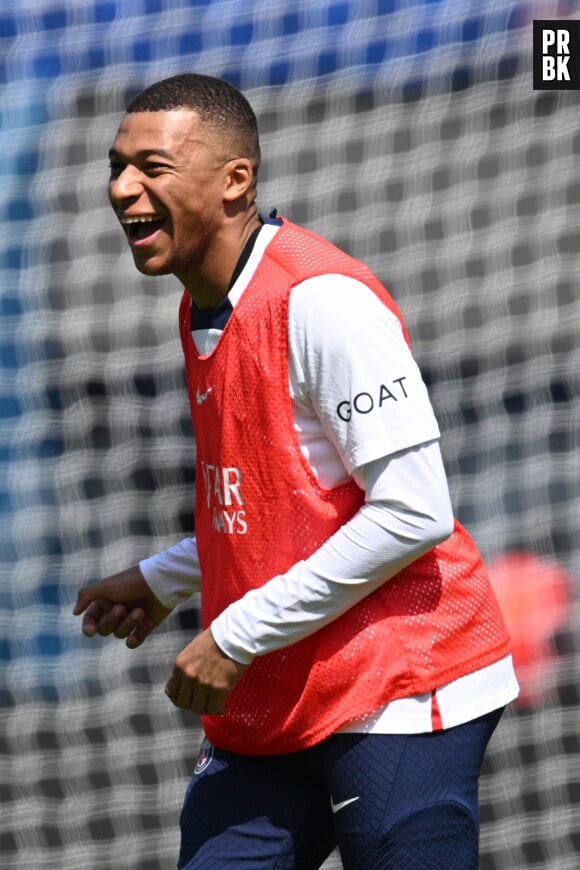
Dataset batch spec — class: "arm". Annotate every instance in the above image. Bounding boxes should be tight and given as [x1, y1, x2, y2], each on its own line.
[73, 564, 173, 649]
[73, 537, 201, 646]
[73, 544, 246, 713]
[165, 441, 452, 714]
[211, 440, 454, 663]
[139, 536, 201, 607]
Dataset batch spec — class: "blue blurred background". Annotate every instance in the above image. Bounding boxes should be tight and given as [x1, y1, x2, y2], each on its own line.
[1, 3, 579, 868]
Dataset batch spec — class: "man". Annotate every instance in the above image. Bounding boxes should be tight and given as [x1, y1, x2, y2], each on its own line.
[74, 73, 518, 869]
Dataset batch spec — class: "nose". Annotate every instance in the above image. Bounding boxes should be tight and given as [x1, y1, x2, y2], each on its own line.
[109, 164, 144, 205]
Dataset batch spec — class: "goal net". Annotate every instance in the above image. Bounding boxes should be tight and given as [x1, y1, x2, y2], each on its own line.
[1, 2, 578, 868]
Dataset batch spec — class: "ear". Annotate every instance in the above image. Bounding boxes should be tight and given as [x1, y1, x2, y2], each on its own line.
[223, 158, 255, 202]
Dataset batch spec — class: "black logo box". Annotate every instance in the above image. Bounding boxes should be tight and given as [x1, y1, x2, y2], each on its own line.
[533, 19, 580, 90]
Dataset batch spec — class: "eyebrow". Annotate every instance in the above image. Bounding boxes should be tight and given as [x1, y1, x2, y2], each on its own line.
[108, 147, 175, 161]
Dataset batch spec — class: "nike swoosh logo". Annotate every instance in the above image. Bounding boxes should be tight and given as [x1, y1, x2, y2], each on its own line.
[330, 796, 360, 814]
[196, 387, 213, 405]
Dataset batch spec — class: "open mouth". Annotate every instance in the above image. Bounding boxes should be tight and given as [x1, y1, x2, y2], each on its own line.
[121, 215, 166, 245]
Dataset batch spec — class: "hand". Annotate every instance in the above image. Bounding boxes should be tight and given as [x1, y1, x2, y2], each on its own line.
[165, 628, 249, 715]
[73, 565, 172, 649]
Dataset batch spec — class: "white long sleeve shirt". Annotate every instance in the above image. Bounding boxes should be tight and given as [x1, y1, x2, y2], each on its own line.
[140, 222, 518, 732]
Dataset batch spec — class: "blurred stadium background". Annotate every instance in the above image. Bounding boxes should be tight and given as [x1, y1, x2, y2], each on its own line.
[1, 1, 579, 867]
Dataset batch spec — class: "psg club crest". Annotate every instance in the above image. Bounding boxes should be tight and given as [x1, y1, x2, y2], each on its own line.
[194, 737, 214, 775]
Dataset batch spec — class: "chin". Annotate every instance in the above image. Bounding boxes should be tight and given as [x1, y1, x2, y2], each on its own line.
[132, 255, 172, 278]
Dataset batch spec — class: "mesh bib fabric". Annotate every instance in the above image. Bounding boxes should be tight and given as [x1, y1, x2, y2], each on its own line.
[179, 220, 510, 755]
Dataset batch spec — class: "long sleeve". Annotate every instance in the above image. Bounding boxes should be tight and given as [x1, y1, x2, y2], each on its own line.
[139, 536, 201, 609]
[211, 440, 454, 663]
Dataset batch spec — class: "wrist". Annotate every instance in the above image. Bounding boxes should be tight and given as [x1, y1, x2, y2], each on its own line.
[210, 617, 256, 666]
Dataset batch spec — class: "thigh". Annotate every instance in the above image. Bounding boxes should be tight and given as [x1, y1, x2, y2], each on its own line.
[318, 708, 503, 870]
[178, 736, 336, 869]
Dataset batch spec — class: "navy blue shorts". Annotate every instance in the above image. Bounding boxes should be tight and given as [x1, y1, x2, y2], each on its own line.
[178, 707, 503, 869]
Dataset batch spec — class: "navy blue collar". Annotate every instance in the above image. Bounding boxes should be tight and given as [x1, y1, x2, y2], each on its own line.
[190, 212, 282, 331]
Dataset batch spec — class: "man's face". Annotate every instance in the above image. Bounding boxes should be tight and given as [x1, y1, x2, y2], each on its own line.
[108, 109, 231, 283]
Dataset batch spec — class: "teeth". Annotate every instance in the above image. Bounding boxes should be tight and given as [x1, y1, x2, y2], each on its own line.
[121, 215, 162, 224]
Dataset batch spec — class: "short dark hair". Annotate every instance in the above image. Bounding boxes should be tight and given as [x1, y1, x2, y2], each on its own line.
[126, 73, 261, 172]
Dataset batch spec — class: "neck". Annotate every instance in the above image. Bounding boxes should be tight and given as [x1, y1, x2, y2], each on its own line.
[181, 209, 262, 309]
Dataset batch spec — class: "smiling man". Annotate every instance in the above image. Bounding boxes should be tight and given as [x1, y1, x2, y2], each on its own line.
[74, 74, 518, 870]
[108, 87, 262, 306]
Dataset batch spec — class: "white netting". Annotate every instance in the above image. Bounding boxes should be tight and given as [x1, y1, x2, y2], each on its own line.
[1, 2, 579, 868]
